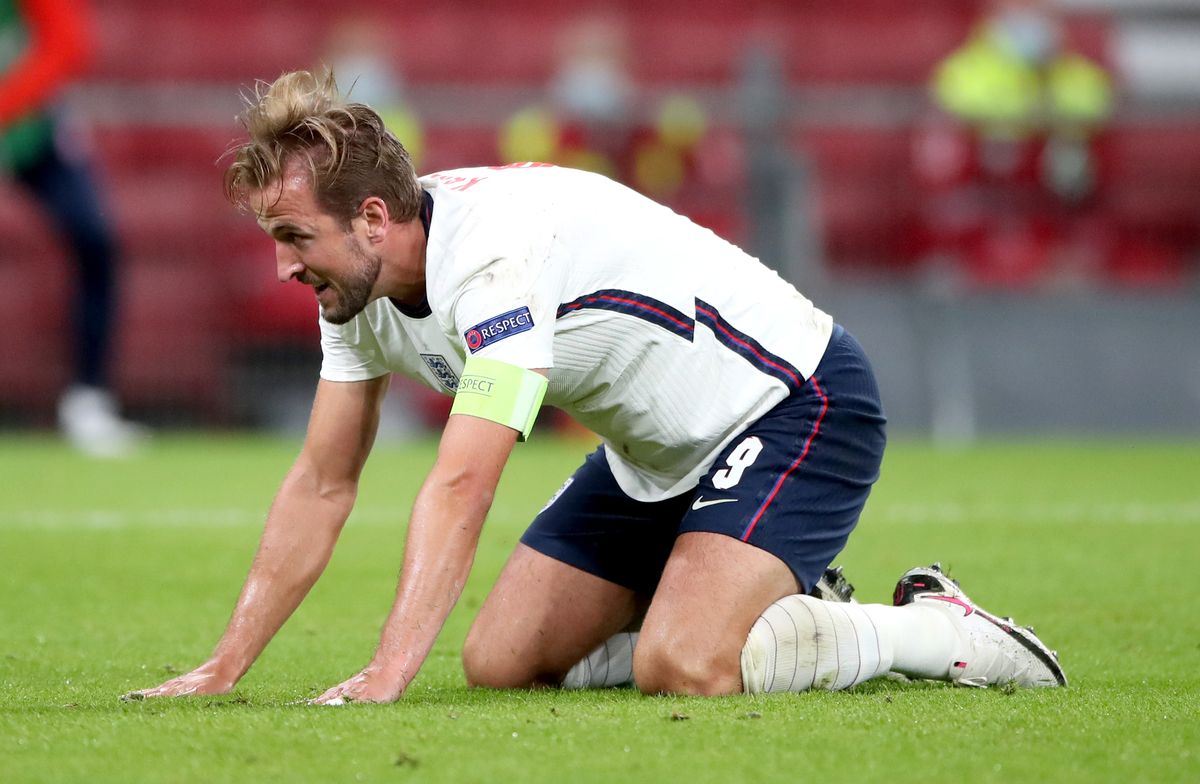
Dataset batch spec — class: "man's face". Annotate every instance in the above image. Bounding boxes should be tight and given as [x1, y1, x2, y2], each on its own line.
[253, 170, 381, 325]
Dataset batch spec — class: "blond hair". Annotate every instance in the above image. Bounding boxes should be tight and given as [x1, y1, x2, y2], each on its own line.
[223, 70, 422, 225]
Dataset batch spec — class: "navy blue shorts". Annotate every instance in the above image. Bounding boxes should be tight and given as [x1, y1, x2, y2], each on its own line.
[520, 326, 887, 595]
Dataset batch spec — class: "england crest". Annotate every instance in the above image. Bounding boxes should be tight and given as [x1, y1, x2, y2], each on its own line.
[420, 353, 459, 392]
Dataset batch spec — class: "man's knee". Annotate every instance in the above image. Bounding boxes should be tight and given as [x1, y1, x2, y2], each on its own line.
[461, 624, 560, 689]
[462, 627, 531, 689]
[632, 635, 742, 696]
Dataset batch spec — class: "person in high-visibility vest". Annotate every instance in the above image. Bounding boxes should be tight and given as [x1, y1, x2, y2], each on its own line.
[932, 0, 1112, 201]
[498, 14, 707, 202]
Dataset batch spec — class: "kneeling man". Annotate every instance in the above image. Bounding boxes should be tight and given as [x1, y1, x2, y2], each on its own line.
[130, 71, 1064, 704]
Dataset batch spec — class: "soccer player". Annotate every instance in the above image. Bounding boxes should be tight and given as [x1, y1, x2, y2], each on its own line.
[128, 71, 1064, 703]
[1, 0, 146, 456]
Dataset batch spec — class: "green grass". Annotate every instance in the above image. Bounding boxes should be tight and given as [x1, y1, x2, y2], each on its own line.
[1, 435, 1198, 783]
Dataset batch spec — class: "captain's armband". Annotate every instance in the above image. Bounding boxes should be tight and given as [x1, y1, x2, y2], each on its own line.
[449, 357, 548, 441]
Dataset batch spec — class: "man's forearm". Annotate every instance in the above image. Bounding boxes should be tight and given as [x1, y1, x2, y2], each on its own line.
[128, 378, 385, 701]
[367, 472, 493, 689]
[307, 413, 517, 704]
[208, 463, 357, 682]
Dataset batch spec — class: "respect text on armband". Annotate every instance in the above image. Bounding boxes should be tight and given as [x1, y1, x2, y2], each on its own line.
[457, 374, 496, 395]
[464, 306, 535, 354]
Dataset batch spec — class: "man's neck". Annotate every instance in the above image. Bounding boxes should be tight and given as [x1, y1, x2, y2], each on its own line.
[375, 217, 428, 306]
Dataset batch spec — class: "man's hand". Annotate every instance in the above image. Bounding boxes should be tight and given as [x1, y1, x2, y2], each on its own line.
[121, 660, 235, 701]
[311, 664, 405, 705]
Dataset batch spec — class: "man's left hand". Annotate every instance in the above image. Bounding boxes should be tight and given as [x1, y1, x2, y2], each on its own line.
[311, 665, 406, 705]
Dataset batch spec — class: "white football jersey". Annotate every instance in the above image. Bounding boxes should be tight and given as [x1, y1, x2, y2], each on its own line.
[320, 164, 833, 501]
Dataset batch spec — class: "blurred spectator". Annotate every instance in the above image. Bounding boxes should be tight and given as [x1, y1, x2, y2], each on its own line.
[914, 0, 1115, 286]
[934, 0, 1112, 198]
[318, 17, 441, 436]
[321, 15, 424, 169]
[498, 13, 707, 201]
[1, 0, 145, 455]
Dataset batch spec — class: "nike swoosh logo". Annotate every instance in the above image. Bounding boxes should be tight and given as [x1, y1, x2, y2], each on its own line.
[691, 497, 738, 511]
[924, 595, 974, 616]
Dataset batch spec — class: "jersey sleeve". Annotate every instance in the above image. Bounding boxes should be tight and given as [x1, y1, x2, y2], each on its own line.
[318, 313, 390, 382]
[0, 0, 93, 126]
[433, 203, 559, 370]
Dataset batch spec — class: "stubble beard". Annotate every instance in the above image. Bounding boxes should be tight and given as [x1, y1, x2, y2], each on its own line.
[320, 240, 382, 325]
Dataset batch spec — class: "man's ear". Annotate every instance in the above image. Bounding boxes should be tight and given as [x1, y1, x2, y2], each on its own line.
[358, 197, 390, 242]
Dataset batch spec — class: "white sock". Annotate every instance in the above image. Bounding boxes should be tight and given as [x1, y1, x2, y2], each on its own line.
[861, 602, 963, 680]
[562, 631, 638, 689]
[740, 595, 962, 693]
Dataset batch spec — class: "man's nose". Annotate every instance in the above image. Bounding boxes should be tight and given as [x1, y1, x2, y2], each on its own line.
[275, 243, 304, 283]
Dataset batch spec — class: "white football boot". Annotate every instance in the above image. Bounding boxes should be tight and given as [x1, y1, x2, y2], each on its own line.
[893, 563, 1067, 688]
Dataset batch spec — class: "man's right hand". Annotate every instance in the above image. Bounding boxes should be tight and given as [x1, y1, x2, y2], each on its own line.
[121, 660, 235, 700]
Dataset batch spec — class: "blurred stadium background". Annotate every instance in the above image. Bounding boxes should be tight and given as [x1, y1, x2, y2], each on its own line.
[2, 0, 1198, 443]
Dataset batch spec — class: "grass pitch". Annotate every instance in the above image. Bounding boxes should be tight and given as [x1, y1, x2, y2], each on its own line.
[1, 434, 1197, 783]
